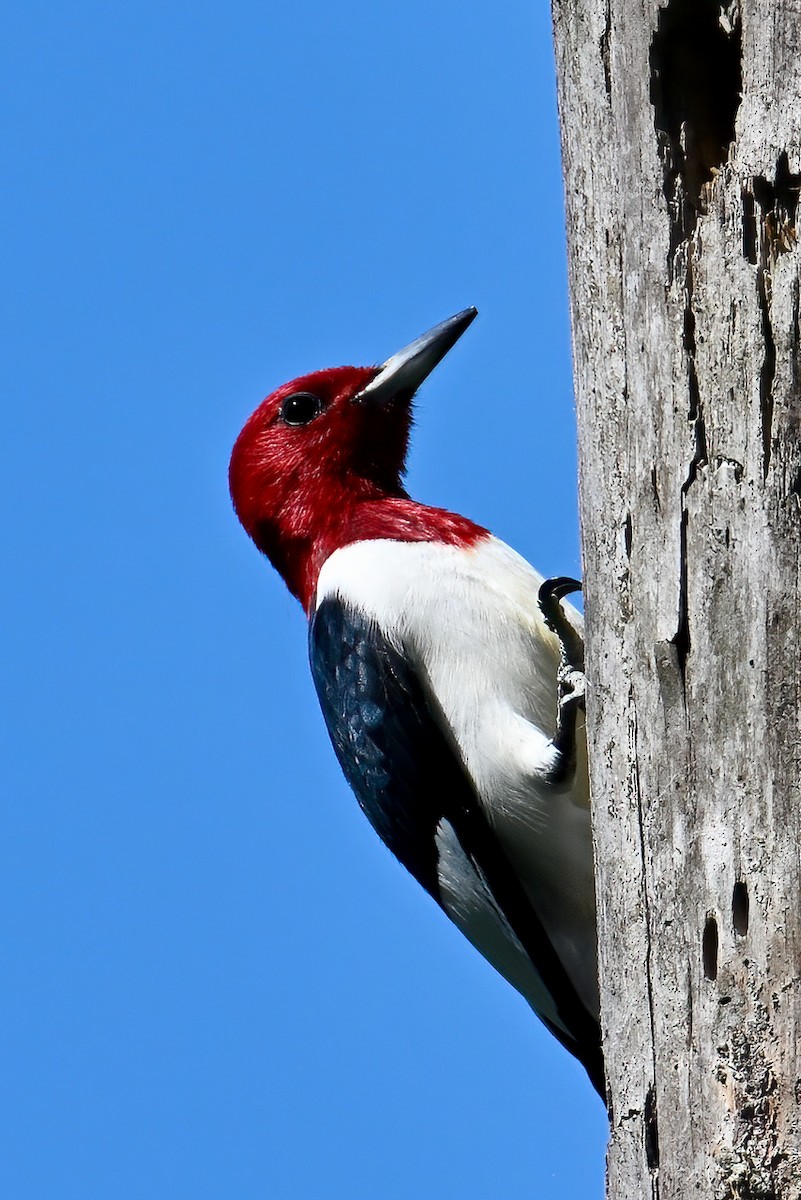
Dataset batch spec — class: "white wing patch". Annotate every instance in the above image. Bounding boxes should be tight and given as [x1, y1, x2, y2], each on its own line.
[435, 819, 569, 1036]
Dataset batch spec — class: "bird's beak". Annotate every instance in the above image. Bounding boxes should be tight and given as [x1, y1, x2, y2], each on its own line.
[354, 307, 478, 406]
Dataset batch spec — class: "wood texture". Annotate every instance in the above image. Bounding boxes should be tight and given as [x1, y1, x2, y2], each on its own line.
[550, 0, 801, 1194]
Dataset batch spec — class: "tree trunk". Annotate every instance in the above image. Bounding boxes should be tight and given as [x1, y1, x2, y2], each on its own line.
[550, 0, 801, 1195]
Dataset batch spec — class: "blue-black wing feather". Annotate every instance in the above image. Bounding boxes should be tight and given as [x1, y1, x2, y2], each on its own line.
[309, 596, 604, 1097]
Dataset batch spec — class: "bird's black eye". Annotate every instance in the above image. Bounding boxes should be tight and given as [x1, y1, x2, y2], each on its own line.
[279, 392, 323, 427]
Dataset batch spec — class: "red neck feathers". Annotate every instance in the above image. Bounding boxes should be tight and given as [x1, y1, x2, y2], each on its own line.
[262, 495, 487, 613]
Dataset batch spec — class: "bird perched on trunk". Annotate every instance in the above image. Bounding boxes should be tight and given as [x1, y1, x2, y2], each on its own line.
[229, 308, 603, 1097]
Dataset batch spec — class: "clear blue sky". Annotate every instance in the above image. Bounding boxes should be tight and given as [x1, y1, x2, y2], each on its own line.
[5, 2, 607, 1196]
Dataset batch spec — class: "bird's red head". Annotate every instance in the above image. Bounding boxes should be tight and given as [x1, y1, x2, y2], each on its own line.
[229, 308, 482, 610]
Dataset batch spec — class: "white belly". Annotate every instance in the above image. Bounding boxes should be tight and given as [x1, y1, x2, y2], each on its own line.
[315, 535, 598, 1017]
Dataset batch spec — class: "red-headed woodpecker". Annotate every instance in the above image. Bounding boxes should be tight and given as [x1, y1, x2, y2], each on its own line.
[229, 309, 603, 1097]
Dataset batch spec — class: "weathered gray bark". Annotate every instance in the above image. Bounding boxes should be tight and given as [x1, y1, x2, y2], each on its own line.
[551, 0, 801, 1195]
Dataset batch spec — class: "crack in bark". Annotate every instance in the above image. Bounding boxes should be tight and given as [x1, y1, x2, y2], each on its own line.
[742, 187, 758, 265]
[600, 0, 612, 102]
[792, 277, 801, 403]
[644, 1083, 660, 1172]
[673, 249, 708, 681]
[631, 699, 661, 1198]
[674, 507, 691, 681]
[757, 261, 776, 479]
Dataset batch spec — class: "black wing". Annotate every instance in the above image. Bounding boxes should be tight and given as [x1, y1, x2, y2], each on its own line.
[309, 596, 604, 1097]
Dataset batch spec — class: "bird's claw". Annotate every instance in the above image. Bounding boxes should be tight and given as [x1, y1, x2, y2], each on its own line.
[538, 577, 586, 784]
[538, 576, 584, 672]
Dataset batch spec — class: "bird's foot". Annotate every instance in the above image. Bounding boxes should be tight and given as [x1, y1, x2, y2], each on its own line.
[538, 577, 586, 784]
